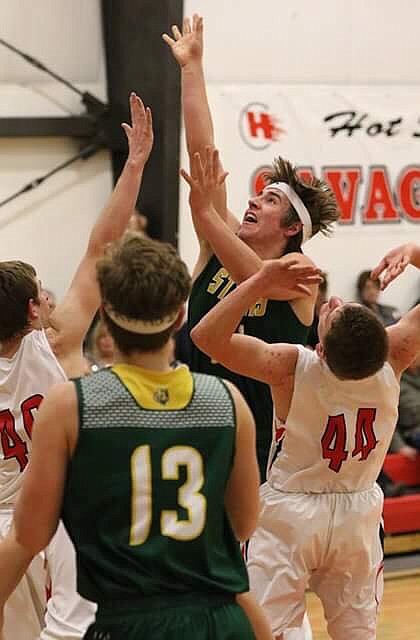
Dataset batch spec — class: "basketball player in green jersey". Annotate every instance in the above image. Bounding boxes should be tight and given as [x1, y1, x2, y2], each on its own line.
[0, 233, 319, 639]
[163, 16, 339, 476]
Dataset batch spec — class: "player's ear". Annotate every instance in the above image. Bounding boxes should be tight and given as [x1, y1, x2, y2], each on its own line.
[173, 305, 186, 332]
[28, 298, 40, 321]
[316, 342, 325, 360]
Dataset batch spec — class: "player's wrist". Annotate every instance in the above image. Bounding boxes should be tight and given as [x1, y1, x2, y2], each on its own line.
[181, 59, 204, 73]
[408, 243, 420, 267]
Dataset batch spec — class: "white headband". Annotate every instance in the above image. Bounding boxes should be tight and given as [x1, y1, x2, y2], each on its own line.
[103, 304, 178, 335]
[264, 181, 313, 244]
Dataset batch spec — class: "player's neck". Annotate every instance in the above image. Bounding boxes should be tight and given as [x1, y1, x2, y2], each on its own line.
[244, 237, 287, 260]
[0, 333, 26, 358]
[114, 343, 174, 373]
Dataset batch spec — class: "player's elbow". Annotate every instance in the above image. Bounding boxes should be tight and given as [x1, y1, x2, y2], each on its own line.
[190, 325, 222, 359]
[226, 491, 260, 542]
[15, 514, 56, 557]
[230, 509, 259, 542]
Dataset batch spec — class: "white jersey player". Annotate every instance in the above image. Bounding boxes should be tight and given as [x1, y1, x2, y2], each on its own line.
[0, 92, 153, 640]
[191, 250, 420, 640]
[0, 329, 95, 640]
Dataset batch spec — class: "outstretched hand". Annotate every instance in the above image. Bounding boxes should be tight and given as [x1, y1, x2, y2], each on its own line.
[181, 147, 228, 215]
[122, 93, 153, 167]
[371, 243, 413, 289]
[255, 258, 322, 300]
[162, 14, 203, 67]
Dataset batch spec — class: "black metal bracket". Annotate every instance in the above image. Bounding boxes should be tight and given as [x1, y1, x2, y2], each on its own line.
[0, 38, 111, 207]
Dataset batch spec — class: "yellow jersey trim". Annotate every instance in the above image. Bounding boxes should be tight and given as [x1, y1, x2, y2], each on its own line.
[112, 363, 194, 410]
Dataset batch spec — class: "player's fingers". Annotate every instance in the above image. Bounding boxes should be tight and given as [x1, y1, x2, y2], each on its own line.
[145, 107, 153, 130]
[121, 123, 131, 139]
[162, 33, 176, 46]
[172, 25, 182, 40]
[218, 171, 229, 186]
[298, 274, 323, 285]
[371, 258, 388, 280]
[211, 148, 220, 180]
[180, 168, 194, 187]
[296, 284, 312, 296]
[183, 17, 192, 34]
[194, 152, 205, 184]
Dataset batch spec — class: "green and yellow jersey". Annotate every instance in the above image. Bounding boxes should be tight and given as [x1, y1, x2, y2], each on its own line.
[188, 254, 310, 474]
[62, 364, 249, 608]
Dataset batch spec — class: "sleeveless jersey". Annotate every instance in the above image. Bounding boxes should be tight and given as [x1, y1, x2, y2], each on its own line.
[0, 330, 66, 505]
[269, 345, 400, 493]
[62, 364, 249, 606]
[188, 254, 309, 474]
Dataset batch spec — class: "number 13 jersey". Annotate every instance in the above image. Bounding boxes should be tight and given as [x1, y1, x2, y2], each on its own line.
[269, 345, 399, 493]
[0, 329, 66, 505]
[62, 364, 249, 605]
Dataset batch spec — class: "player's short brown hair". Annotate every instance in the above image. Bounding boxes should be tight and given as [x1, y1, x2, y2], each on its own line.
[0, 261, 39, 341]
[264, 157, 339, 252]
[324, 304, 388, 380]
[96, 233, 191, 354]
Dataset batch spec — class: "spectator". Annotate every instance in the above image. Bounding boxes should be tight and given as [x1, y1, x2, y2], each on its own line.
[357, 270, 400, 326]
[390, 353, 420, 460]
[88, 319, 115, 371]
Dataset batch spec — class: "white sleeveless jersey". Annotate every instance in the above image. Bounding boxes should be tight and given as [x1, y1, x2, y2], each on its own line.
[0, 330, 66, 505]
[269, 345, 400, 493]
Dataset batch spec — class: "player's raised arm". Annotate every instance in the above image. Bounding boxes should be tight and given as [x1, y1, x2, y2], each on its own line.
[191, 257, 320, 384]
[371, 242, 420, 290]
[163, 15, 239, 274]
[387, 302, 420, 376]
[48, 93, 153, 377]
[181, 148, 263, 280]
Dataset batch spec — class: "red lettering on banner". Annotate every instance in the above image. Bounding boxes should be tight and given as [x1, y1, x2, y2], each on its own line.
[296, 167, 315, 185]
[323, 167, 362, 224]
[247, 112, 279, 141]
[250, 165, 272, 196]
[398, 167, 420, 220]
[362, 167, 399, 222]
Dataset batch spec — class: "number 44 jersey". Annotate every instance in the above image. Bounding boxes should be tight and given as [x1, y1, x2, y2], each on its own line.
[269, 345, 400, 493]
[62, 364, 249, 605]
[0, 330, 66, 505]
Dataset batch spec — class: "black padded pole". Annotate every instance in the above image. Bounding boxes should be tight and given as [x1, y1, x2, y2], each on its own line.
[101, 0, 183, 244]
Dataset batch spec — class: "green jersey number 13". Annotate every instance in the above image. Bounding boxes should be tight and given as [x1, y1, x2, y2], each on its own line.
[129, 445, 207, 545]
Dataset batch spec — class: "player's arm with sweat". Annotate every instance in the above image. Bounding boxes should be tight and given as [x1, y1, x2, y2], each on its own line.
[191, 258, 319, 385]
[387, 301, 420, 377]
[48, 93, 153, 377]
[163, 15, 240, 277]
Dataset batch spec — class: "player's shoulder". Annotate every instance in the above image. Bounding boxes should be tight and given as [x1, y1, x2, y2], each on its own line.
[286, 251, 316, 267]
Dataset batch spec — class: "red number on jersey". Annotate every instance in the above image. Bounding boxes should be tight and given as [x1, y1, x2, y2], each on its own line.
[321, 408, 378, 473]
[352, 408, 378, 459]
[21, 394, 43, 438]
[321, 414, 348, 472]
[0, 409, 29, 472]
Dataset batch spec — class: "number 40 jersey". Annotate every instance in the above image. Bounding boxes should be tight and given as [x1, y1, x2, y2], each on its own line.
[0, 330, 66, 506]
[269, 345, 400, 493]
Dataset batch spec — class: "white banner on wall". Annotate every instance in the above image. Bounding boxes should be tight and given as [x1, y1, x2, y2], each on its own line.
[179, 85, 420, 310]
